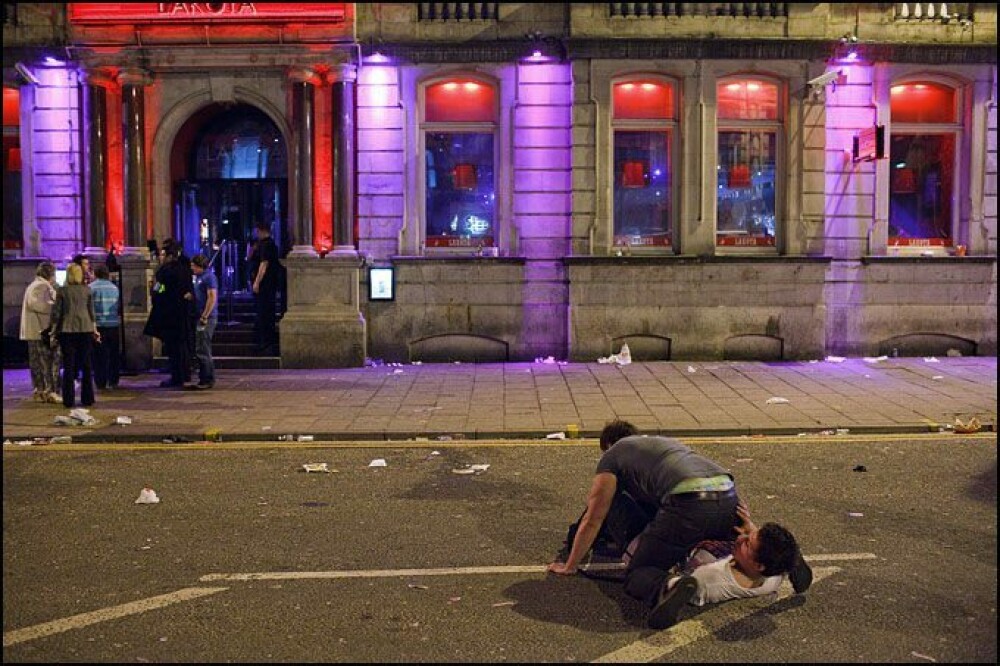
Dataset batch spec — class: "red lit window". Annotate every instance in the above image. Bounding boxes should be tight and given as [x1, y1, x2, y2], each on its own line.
[3, 87, 19, 127]
[425, 80, 496, 123]
[613, 80, 675, 120]
[718, 79, 779, 121]
[890, 82, 956, 124]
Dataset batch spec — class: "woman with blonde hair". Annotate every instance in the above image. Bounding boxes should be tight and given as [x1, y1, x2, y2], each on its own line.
[50, 262, 101, 408]
[19, 261, 61, 402]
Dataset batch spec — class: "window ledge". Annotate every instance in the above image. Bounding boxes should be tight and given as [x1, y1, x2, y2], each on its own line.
[563, 254, 833, 265]
[862, 255, 996, 265]
[391, 255, 526, 265]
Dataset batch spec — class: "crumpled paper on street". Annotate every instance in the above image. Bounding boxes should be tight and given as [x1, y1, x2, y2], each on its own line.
[135, 487, 160, 504]
[54, 408, 98, 427]
[598, 343, 632, 365]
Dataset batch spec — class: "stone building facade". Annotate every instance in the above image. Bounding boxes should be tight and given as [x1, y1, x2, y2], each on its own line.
[3, 3, 997, 367]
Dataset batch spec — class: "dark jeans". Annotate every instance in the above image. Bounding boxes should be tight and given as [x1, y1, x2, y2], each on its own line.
[94, 325, 121, 388]
[254, 287, 277, 354]
[163, 336, 191, 386]
[621, 490, 739, 607]
[59, 332, 95, 408]
[195, 318, 216, 385]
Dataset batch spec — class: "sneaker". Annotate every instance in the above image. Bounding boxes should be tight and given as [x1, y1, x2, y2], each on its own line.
[195, 382, 214, 390]
[648, 575, 698, 630]
[789, 553, 813, 594]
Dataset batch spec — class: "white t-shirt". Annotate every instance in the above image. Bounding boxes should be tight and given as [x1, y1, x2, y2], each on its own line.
[688, 554, 783, 606]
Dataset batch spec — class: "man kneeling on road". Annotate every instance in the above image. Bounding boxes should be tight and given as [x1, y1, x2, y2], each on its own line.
[548, 419, 811, 629]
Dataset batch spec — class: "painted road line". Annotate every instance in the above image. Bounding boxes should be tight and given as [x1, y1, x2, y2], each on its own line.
[3, 587, 229, 648]
[591, 566, 841, 663]
[199, 562, 627, 582]
[199, 554, 873, 583]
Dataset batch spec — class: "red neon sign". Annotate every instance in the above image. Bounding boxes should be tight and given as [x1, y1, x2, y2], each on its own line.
[69, 3, 346, 23]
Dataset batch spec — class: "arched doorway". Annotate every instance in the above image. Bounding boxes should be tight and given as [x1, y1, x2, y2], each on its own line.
[170, 103, 289, 360]
[170, 103, 289, 297]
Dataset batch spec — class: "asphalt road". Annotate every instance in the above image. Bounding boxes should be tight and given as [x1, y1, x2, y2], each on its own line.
[3, 434, 997, 663]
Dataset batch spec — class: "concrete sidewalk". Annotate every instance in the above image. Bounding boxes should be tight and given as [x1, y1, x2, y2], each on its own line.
[2, 357, 996, 444]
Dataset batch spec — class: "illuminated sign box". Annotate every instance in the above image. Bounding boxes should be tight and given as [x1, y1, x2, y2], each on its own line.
[68, 3, 347, 23]
[368, 267, 395, 302]
[853, 125, 885, 163]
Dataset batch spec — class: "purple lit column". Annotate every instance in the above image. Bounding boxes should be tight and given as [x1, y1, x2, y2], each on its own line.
[289, 67, 317, 256]
[119, 69, 150, 254]
[330, 64, 356, 255]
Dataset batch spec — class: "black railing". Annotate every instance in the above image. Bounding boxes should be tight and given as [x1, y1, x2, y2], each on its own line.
[609, 3, 787, 18]
[418, 3, 499, 20]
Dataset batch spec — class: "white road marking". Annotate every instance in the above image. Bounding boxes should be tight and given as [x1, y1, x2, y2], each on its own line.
[198, 553, 874, 582]
[2, 587, 228, 648]
[199, 562, 627, 582]
[591, 566, 841, 663]
[5, 555, 870, 650]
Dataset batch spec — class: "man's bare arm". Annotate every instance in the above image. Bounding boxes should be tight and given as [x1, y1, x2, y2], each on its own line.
[548, 472, 617, 575]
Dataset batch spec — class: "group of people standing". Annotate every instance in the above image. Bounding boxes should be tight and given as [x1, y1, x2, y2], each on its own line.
[20, 221, 279, 404]
[143, 238, 219, 390]
[19, 254, 121, 408]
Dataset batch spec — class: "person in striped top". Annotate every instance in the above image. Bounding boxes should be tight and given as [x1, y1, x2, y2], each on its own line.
[89, 265, 121, 390]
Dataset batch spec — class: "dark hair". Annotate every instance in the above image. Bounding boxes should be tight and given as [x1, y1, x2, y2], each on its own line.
[255, 221, 271, 232]
[72, 254, 86, 265]
[755, 523, 800, 577]
[94, 265, 110, 280]
[599, 419, 640, 452]
[161, 238, 180, 258]
[191, 254, 209, 269]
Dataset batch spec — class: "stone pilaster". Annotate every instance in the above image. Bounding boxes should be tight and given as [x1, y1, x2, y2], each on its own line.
[288, 67, 318, 257]
[118, 68, 151, 252]
[116, 252, 156, 372]
[330, 64, 357, 256]
[279, 254, 366, 368]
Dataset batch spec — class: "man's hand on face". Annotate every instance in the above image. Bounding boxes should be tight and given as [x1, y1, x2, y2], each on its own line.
[547, 561, 578, 575]
[735, 499, 757, 537]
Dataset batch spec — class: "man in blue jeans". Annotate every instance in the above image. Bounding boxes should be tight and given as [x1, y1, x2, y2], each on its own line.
[548, 419, 810, 630]
[89, 265, 120, 390]
[189, 254, 218, 390]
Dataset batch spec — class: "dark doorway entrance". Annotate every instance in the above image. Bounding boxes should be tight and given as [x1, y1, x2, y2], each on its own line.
[171, 104, 288, 363]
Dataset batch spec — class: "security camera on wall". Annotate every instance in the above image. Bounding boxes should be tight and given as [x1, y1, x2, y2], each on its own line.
[808, 70, 842, 88]
[14, 63, 40, 85]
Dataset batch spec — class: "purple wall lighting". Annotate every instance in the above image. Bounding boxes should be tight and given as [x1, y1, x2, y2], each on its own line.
[513, 61, 572, 257]
[27, 64, 84, 261]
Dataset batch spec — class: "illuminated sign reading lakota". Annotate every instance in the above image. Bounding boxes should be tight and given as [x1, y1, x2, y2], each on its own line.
[68, 3, 346, 23]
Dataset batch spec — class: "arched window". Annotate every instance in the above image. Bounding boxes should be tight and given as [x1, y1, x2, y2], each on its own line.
[2, 86, 22, 251]
[421, 77, 497, 248]
[611, 77, 677, 248]
[716, 77, 782, 249]
[888, 81, 959, 247]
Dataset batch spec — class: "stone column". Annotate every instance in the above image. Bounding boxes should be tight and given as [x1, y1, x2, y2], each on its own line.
[119, 68, 151, 253]
[279, 65, 366, 368]
[117, 69, 154, 371]
[330, 64, 357, 256]
[82, 70, 111, 255]
[289, 67, 318, 257]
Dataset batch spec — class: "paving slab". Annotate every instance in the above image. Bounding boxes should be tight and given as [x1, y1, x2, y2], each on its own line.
[2, 358, 996, 444]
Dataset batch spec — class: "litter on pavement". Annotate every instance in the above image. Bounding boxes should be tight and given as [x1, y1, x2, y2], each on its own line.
[135, 487, 160, 504]
[369, 458, 387, 467]
[824, 356, 846, 362]
[847, 512, 864, 518]
[863, 355, 889, 363]
[451, 464, 490, 475]
[923, 356, 940, 363]
[953, 417, 981, 434]
[302, 463, 334, 473]
[546, 432, 566, 440]
[765, 397, 790, 405]
[597, 343, 631, 365]
[115, 415, 132, 425]
[54, 408, 98, 427]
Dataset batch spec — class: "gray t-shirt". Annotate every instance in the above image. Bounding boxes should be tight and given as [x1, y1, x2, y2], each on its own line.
[595, 435, 733, 507]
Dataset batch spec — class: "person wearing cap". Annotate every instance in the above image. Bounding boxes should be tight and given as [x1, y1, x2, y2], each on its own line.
[548, 419, 810, 630]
